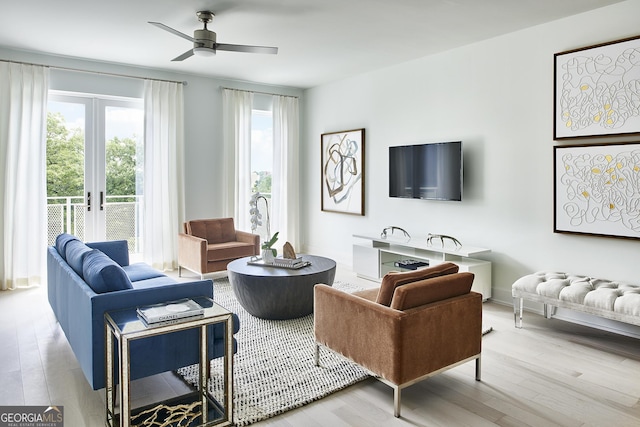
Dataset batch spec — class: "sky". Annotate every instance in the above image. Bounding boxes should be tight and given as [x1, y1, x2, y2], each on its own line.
[251, 109, 273, 173]
[48, 100, 144, 142]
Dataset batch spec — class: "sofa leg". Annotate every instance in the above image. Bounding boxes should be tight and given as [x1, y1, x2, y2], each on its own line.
[475, 355, 481, 381]
[393, 386, 401, 417]
[314, 344, 320, 367]
[178, 266, 182, 277]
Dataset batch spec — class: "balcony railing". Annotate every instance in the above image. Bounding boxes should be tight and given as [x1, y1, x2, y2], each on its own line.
[47, 195, 143, 253]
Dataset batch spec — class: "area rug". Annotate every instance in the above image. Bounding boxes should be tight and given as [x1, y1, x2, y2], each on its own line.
[176, 278, 370, 426]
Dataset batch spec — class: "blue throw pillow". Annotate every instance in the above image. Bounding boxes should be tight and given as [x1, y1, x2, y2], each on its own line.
[82, 249, 133, 294]
[65, 239, 92, 278]
[55, 233, 79, 260]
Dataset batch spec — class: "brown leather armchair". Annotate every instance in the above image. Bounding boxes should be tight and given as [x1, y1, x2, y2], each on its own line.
[178, 218, 260, 278]
[314, 263, 482, 417]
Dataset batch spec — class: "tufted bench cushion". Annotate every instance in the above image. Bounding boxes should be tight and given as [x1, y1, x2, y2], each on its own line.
[512, 271, 640, 328]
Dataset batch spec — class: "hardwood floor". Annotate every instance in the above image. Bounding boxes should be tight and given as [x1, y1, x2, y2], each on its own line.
[1, 267, 638, 426]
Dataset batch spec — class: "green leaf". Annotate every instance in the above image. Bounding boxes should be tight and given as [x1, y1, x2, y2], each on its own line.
[261, 231, 279, 249]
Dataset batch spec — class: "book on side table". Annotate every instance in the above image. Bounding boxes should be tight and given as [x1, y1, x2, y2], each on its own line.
[137, 298, 204, 324]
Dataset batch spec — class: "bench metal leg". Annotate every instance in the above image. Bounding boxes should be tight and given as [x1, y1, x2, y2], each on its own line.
[513, 297, 523, 328]
[544, 304, 557, 319]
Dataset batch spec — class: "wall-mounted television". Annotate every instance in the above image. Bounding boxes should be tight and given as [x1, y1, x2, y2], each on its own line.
[389, 141, 462, 201]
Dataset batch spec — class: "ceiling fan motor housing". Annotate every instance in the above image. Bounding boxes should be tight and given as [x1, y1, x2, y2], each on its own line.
[194, 29, 216, 50]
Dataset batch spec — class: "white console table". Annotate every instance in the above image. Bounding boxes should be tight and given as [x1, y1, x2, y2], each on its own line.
[353, 234, 492, 300]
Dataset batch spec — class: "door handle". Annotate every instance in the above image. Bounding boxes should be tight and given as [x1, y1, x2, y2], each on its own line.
[100, 191, 104, 211]
[87, 192, 91, 211]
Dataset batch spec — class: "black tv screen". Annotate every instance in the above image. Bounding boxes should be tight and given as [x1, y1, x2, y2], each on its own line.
[389, 141, 462, 201]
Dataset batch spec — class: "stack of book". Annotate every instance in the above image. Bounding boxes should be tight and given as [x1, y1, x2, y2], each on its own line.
[272, 256, 307, 268]
[137, 298, 204, 324]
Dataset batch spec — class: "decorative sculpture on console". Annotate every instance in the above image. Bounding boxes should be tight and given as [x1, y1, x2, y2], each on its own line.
[426, 233, 462, 249]
[380, 226, 411, 240]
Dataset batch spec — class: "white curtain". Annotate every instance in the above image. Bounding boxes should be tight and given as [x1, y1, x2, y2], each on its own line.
[272, 95, 300, 249]
[143, 80, 185, 271]
[0, 62, 49, 290]
[221, 88, 253, 230]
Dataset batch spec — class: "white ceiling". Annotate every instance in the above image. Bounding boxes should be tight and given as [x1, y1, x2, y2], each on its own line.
[0, 0, 624, 89]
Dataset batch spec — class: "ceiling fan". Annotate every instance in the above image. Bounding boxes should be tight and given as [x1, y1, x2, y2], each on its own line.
[149, 11, 278, 61]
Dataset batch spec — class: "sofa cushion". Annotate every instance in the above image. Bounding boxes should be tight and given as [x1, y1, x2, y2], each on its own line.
[87, 240, 130, 267]
[376, 262, 459, 306]
[187, 218, 236, 244]
[65, 239, 93, 278]
[82, 249, 133, 293]
[55, 233, 78, 260]
[123, 263, 167, 282]
[390, 272, 474, 311]
[130, 276, 178, 290]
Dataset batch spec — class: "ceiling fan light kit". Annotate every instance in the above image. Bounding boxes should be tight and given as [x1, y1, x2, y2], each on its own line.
[149, 10, 278, 62]
[193, 47, 216, 57]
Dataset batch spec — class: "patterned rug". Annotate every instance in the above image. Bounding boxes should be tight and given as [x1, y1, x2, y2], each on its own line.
[176, 278, 370, 426]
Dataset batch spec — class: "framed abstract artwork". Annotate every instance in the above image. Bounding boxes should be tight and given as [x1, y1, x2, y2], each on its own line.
[554, 35, 640, 140]
[554, 142, 640, 240]
[321, 128, 365, 215]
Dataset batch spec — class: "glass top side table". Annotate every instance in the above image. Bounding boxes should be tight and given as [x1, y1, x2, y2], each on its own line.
[105, 296, 233, 427]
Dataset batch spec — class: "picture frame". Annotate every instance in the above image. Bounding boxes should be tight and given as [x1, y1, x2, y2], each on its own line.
[321, 128, 365, 215]
[554, 35, 640, 140]
[554, 142, 640, 240]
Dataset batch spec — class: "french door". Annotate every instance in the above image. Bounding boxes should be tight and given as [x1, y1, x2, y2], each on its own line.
[46, 92, 144, 255]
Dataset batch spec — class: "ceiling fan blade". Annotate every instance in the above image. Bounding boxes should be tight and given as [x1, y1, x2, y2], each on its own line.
[172, 49, 195, 62]
[149, 21, 195, 43]
[216, 43, 278, 54]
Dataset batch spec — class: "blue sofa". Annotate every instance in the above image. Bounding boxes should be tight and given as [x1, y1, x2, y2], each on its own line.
[47, 233, 239, 390]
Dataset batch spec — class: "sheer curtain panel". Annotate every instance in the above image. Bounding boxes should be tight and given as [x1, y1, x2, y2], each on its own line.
[222, 88, 253, 230]
[272, 95, 300, 249]
[0, 62, 49, 290]
[143, 80, 185, 271]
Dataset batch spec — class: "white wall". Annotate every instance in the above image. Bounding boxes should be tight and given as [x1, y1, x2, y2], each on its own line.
[301, 0, 640, 322]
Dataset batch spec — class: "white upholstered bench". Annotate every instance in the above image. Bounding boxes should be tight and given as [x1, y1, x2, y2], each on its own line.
[512, 272, 640, 328]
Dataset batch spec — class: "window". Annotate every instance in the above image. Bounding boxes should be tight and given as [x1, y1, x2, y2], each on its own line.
[46, 92, 144, 256]
[250, 108, 273, 241]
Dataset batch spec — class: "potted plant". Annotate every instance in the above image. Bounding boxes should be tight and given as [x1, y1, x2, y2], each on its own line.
[261, 232, 279, 264]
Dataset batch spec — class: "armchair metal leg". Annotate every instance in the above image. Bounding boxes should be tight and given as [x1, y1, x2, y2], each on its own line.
[393, 386, 401, 418]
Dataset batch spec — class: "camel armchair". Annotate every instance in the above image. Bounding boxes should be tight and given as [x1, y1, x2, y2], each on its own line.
[314, 263, 482, 417]
[178, 218, 260, 278]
